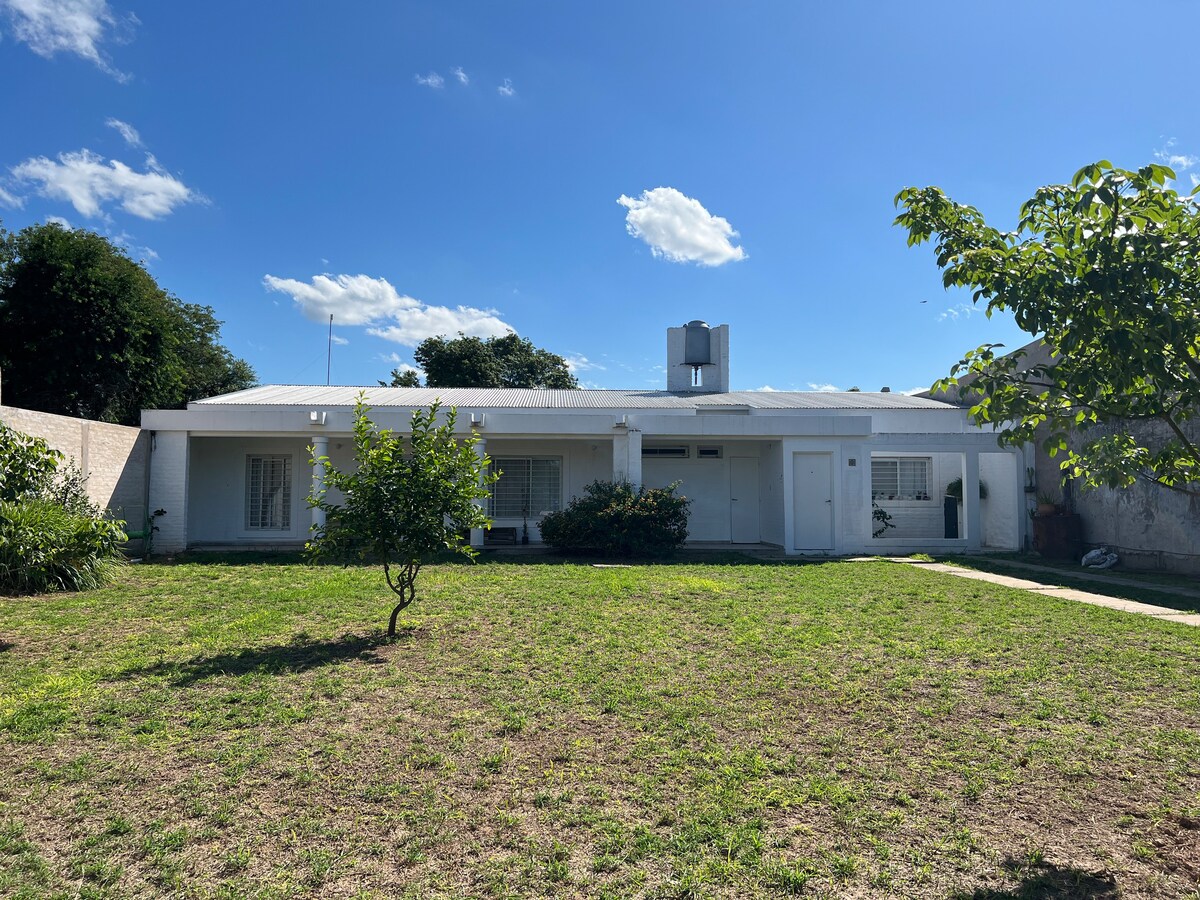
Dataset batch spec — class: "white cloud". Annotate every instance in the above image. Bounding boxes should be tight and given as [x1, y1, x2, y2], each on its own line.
[1154, 139, 1198, 172]
[104, 116, 140, 147]
[11, 149, 197, 219]
[1191, 173, 1200, 189]
[497, 78, 515, 97]
[751, 385, 779, 392]
[937, 303, 977, 322]
[617, 187, 747, 266]
[263, 273, 515, 347]
[808, 382, 839, 392]
[451, 66, 468, 85]
[45, 214, 70, 227]
[0, 185, 24, 208]
[564, 354, 604, 373]
[1, 0, 133, 80]
[415, 71, 444, 88]
[899, 386, 929, 396]
[384, 355, 424, 377]
[108, 229, 156, 261]
[330, 334, 349, 346]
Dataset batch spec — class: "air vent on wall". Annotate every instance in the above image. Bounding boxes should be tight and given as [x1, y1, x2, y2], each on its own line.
[642, 446, 689, 458]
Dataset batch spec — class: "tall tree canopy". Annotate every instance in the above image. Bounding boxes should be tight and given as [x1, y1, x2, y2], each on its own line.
[0, 221, 255, 425]
[410, 333, 579, 389]
[895, 161, 1200, 495]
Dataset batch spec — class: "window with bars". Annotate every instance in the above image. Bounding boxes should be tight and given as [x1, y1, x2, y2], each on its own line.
[489, 457, 562, 518]
[871, 457, 931, 501]
[246, 455, 292, 529]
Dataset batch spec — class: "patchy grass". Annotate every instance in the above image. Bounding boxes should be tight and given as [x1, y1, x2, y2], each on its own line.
[1, 557, 1199, 898]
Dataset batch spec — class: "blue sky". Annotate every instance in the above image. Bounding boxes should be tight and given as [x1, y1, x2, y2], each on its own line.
[2, 1, 1198, 394]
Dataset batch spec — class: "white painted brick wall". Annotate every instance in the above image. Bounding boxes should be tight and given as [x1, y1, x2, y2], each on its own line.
[0, 405, 148, 517]
[148, 431, 189, 554]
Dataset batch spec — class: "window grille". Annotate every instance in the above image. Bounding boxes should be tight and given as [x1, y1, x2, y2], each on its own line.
[246, 455, 292, 529]
[696, 445, 722, 459]
[871, 457, 931, 501]
[642, 446, 689, 458]
[489, 457, 561, 518]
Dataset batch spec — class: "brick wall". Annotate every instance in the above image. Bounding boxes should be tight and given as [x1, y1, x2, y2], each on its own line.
[0, 404, 150, 527]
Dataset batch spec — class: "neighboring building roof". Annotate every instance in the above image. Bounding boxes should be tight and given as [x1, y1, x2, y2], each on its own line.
[917, 339, 1052, 405]
[192, 385, 955, 411]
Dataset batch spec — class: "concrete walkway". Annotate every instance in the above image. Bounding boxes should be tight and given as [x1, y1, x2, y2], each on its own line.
[857, 557, 1200, 627]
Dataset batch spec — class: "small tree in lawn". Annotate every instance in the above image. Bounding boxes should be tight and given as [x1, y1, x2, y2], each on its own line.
[306, 398, 497, 636]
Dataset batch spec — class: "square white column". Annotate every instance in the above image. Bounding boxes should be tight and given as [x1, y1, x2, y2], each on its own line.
[470, 437, 488, 549]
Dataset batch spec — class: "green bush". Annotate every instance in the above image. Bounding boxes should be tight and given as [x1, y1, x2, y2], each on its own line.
[538, 480, 690, 558]
[0, 423, 62, 503]
[0, 499, 127, 595]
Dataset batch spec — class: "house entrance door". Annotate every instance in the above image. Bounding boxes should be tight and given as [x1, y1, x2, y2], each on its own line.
[730, 457, 760, 543]
[793, 452, 833, 549]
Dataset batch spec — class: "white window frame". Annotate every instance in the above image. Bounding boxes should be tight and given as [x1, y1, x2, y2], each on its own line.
[245, 455, 293, 530]
[871, 457, 932, 503]
[488, 456, 562, 519]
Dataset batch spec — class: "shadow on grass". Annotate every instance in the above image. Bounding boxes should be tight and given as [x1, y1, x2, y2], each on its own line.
[939, 555, 1200, 615]
[953, 857, 1118, 899]
[121, 631, 392, 686]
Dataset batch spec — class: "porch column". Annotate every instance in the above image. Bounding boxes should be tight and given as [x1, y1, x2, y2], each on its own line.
[612, 428, 642, 487]
[470, 437, 488, 549]
[627, 429, 642, 489]
[963, 449, 981, 551]
[310, 436, 328, 532]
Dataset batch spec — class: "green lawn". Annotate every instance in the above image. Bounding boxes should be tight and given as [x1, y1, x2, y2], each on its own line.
[1, 557, 1198, 899]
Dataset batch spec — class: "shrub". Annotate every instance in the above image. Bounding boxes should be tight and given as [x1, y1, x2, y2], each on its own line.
[0, 423, 61, 503]
[0, 423, 97, 514]
[0, 499, 127, 595]
[538, 480, 690, 557]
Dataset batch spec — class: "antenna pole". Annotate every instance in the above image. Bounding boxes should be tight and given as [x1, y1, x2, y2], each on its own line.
[326, 314, 333, 385]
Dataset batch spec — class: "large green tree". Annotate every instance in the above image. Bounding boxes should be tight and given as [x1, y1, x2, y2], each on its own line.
[306, 399, 497, 636]
[895, 161, 1200, 496]
[0, 221, 255, 424]
[411, 332, 579, 389]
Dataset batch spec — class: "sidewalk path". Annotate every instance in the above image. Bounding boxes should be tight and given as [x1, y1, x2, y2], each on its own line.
[852, 557, 1200, 627]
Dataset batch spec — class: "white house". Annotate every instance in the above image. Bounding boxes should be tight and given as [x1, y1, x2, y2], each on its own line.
[141, 321, 1025, 555]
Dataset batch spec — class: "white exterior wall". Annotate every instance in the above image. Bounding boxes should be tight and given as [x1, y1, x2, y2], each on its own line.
[486, 439, 611, 541]
[980, 451, 1021, 550]
[759, 441, 785, 546]
[0, 405, 149, 519]
[140, 396, 1022, 555]
[148, 431, 189, 553]
[871, 451, 962, 540]
[188, 437, 312, 545]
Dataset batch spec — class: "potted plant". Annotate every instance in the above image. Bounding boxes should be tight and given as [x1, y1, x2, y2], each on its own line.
[1035, 492, 1058, 517]
[945, 477, 988, 501]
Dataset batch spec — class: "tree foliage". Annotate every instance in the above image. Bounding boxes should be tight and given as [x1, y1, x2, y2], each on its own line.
[382, 368, 422, 387]
[412, 333, 579, 389]
[0, 221, 255, 425]
[306, 399, 497, 636]
[895, 161, 1200, 495]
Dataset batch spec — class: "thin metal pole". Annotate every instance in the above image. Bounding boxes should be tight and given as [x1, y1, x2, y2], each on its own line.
[326, 314, 333, 385]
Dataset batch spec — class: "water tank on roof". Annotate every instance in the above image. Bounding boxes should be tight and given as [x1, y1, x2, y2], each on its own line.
[683, 320, 712, 366]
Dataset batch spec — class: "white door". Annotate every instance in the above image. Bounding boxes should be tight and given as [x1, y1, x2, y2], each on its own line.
[730, 458, 760, 543]
[793, 453, 833, 549]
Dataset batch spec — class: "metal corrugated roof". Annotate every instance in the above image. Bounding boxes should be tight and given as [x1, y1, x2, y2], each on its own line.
[193, 385, 952, 411]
